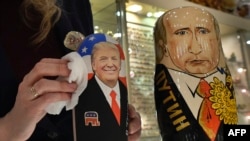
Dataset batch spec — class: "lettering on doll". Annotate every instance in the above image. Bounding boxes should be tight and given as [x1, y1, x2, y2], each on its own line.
[156, 70, 190, 131]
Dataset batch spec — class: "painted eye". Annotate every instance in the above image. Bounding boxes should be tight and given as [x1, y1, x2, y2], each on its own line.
[112, 57, 118, 60]
[175, 30, 188, 36]
[198, 28, 209, 34]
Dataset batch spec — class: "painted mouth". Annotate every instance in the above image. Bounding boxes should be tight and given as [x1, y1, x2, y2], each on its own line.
[103, 69, 117, 73]
[189, 60, 207, 65]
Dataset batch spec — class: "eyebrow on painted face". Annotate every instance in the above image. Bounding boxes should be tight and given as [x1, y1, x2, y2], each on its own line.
[99, 56, 119, 61]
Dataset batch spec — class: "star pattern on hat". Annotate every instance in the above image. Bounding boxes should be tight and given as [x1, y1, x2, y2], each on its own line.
[81, 47, 88, 53]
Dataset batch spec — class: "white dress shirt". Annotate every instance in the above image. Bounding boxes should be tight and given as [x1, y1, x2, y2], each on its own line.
[95, 75, 121, 108]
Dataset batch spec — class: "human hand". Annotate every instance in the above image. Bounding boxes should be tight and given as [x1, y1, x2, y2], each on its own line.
[0, 58, 77, 141]
[128, 104, 141, 141]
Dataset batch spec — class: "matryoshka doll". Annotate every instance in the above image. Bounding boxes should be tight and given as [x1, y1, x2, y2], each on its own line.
[153, 6, 238, 141]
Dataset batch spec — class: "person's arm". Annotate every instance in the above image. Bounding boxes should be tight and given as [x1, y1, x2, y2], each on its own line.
[0, 111, 37, 141]
[128, 104, 142, 141]
[0, 116, 11, 141]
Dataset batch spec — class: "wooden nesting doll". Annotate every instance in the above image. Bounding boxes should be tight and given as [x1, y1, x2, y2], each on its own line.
[73, 33, 128, 141]
[153, 6, 238, 141]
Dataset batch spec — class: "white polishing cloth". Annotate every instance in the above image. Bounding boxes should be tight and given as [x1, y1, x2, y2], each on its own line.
[45, 52, 88, 115]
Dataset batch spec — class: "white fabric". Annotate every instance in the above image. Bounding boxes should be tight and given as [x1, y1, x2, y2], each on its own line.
[45, 52, 88, 115]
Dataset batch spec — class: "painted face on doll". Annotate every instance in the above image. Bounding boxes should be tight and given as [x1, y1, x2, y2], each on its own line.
[91, 42, 121, 88]
[163, 7, 220, 75]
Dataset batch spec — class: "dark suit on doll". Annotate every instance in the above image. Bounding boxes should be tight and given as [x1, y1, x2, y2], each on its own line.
[154, 64, 226, 141]
[74, 76, 128, 141]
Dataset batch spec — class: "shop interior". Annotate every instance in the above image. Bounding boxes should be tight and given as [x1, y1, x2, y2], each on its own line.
[90, 0, 250, 140]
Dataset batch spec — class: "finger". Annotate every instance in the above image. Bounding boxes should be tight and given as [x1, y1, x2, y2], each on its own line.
[34, 78, 77, 95]
[128, 104, 137, 118]
[128, 112, 141, 134]
[40, 58, 68, 63]
[23, 59, 71, 86]
[128, 104, 141, 135]
[128, 130, 141, 141]
[18, 92, 72, 122]
[32, 92, 72, 110]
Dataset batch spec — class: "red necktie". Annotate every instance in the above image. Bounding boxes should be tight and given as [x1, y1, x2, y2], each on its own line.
[197, 78, 220, 141]
[110, 90, 120, 125]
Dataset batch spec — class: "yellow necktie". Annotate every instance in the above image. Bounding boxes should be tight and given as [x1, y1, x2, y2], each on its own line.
[197, 78, 220, 141]
[110, 90, 120, 125]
